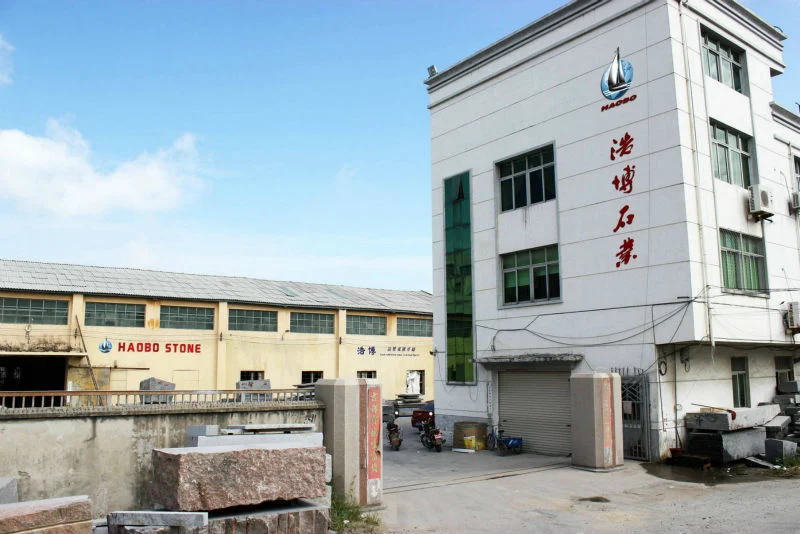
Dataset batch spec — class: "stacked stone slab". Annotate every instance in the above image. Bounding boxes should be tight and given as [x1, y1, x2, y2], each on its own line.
[139, 378, 175, 404]
[207, 502, 329, 534]
[151, 444, 326, 511]
[107, 512, 207, 534]
[235, 379, 272, 402]
[685, 405, 779, 464]
[0, 495, 92, 534]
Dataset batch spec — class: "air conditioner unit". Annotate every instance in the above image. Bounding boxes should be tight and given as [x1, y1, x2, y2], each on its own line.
[787, 302, 800, 332]
[791, 191, 800, 212]
[749, 184, 774, 219]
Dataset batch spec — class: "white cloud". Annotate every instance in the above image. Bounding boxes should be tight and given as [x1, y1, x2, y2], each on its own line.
[0, 34, 12, 87]
[0, 119, 202, 215]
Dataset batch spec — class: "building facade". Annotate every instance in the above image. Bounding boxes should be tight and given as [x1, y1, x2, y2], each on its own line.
[428, 0, 800, 459]
[0, 260, 433, 399]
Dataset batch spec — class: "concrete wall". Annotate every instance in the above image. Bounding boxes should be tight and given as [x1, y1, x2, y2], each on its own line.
[0, 405, 323, 518]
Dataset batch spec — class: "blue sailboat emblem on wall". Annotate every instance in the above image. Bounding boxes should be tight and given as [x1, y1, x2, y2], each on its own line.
[99, 338, 113, 354]
[601, 47, 634, 100]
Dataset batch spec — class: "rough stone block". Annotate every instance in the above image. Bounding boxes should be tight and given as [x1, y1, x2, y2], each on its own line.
[773, 394, 800, 409]
[766, 439, 798, 464]
[236, 380, 272, 402]
[207, 502, 328, 534]
[195, 433, 322, 449]
[139, 378, 175, 404]
[151, 445, 326, 511]
[185, 426, 219, 447]
[778, 381, 800, 394]
[0, 495, 91, 534]
[115, 527, 172, 534]
[0, 479, 16, 506]
[765, 415, 791, 438]
[785, 406, 800, 416]
[306, 486, 332, 508]
[325, 454, 332, 484]
[107, 511, 207, 531]
[685, 405, 780, 431]
[687, 428, 766, 464]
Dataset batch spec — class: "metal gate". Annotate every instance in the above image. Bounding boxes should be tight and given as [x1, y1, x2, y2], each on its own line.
[613, 367, 651, 461]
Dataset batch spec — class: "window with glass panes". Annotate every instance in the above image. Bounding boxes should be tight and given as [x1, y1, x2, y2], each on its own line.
[290, 312, 335, 334]
[301, 371, 323, 384]
[720, 230, 766, 292]
[357, 371, 377, 379]
[775, 356, 795, 386]
[160, 306, 214, 330]
[85, 302, 144, 327]
[0, 298, 68, 325]
[499, 146, 555, 212]
[701, 30, 743, 93]
[346, 315, 386, 335]
[502, 245, 560, 304]
[240, 370, 264, 381]
[710, 122, 751, 188]
[229, 309, 277, 332]
[397, 317, 433, 337]
[731, 357, 750, 408]
[795, 157, 800, 188]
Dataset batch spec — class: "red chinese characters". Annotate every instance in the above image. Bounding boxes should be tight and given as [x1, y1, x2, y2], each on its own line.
[610, 132, 634, 161]
[612, 165, 635, 194]
[616, 237, 638, 268]
[613, 205, 634, 233]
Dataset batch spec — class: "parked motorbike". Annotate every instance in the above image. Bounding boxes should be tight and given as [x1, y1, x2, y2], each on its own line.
[386, 421, 403, 451]
[420, 420, 445, 452]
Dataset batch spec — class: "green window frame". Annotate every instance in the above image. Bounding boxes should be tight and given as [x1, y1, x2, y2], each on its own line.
[720, 229, 766, 292]
[85, 302, 145, 327]
[701, 29, 743, 93]
[710, 122, 751, 188]
[290, 312, 335, 334]
[731, 357, 750, 408]
[346, 315, 386, 335]
[397, 317, 433, 337]
[499, 145, 556, 212]
[502, 245, 560, 304]
[444, 171, 475, 384]
[229, 309, 277, 332]
[0, 298, 69, 325]
[160, 305, 214, 330]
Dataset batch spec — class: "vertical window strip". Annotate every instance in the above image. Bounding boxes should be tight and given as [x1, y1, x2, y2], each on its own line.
[228, 309, 277, 332]
[160, 305, 214, 330]
[290, 312, 335, 334]
[701, 30, 743, 92]
[397, 318, 433, 337]
[720, 229, 766, 291]
[346, 315, 387, 336]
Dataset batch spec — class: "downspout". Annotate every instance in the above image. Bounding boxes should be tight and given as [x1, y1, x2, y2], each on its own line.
[679, 0, 716, 360]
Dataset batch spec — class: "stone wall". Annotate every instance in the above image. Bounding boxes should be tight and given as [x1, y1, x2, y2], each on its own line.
[0, 404, 323, 518]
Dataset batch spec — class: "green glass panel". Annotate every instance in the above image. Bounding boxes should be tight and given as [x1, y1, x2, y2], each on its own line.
[500, 161, 512, 177]
[500, 179, 514, 211]
[504, 271, 517, 304]
[516, 251, 530, 267]
[443, 172, 474, 384]
[502, 254, 516, 269]
[721, 251, 738, 289]
[730, 151, 744, 187]
[513, 157, 527, 173]
[517, 268, 531, 302]
[532, 248, 546, 264]
[528, 152, 542, 168]
[543, 166, 556, 201]
[547, 245, 559, 261]
[542, 146, 554, 164]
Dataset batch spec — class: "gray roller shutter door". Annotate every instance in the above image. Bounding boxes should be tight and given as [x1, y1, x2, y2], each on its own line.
[498, 371, 572, 456]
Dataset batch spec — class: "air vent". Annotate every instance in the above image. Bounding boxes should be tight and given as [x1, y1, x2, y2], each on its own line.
[787, 302, 800, 332]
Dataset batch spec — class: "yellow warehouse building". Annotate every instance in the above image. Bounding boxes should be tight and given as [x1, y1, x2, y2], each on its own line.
[0, 260, 434, 399]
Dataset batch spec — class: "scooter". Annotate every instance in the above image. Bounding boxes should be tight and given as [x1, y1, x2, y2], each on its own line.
[420, 420, 445, 452]
[387, 421, 403, 451]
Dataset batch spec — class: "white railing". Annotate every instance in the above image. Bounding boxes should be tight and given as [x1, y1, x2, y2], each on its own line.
[0, 388, 315, 410]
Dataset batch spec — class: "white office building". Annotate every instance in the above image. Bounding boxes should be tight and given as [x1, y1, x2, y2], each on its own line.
[427, 0, 800, 459]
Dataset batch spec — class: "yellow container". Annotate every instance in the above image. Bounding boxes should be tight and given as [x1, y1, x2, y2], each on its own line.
[463, 436, 476, 450]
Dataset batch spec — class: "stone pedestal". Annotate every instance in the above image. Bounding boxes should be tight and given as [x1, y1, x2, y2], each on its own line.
[139, 378, 175, 404]
[314, 379, 382, 506]
[570, 373, 623, 471]
[236, 380, 272, 402]
[151, 445, 325, 511]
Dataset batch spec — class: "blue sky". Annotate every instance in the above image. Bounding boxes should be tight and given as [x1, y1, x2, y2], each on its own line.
[0, 0, 797, 292]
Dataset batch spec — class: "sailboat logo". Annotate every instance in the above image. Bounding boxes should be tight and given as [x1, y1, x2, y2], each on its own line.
[601, 47, 634, 100]
[99, 338, 113, 354]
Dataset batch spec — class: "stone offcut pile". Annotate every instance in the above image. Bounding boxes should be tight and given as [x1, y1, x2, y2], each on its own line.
[0, 495, 92, 534]
[151, 445, 326, 512]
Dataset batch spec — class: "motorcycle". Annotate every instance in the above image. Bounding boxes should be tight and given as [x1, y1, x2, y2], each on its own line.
[386, 421, 403, 451]
[420, 420, 445, 452]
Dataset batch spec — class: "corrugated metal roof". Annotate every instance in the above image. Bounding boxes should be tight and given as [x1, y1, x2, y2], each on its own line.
[0, 259, 432, 315]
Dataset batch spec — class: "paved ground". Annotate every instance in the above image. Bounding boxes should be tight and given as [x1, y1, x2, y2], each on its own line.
[378, 419, 800, 533]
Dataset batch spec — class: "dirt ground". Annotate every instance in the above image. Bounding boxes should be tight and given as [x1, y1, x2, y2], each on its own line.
[377, 419, 800, 533]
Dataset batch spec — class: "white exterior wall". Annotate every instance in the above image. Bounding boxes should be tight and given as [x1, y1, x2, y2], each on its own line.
[429, 0, 798, 457]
